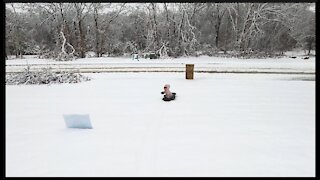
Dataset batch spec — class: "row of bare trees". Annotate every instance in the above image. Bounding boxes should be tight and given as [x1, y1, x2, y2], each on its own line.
[5, 3, 315, 60]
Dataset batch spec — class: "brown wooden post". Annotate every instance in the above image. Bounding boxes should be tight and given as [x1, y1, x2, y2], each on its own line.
[186, 64, 194, 79]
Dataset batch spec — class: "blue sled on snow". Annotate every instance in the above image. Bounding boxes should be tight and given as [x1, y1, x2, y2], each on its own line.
[63, 114, 93, 129]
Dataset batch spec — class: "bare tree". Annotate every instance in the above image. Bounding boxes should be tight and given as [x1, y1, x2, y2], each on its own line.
[207, 3, 227, 50]
[93, 3, 102, 57]
[5, 3, 315, 59]
[57, 24, 76, 61]
[59, 4, 69, 41]
[98, 3, 126, 56]
[289, 3, 315, 55]
[73, 3, 93, 58]
[9, 3, 24, 58]
[144, 3, 160, 52]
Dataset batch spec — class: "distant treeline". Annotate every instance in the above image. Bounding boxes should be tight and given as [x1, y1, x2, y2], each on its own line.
[5, 3, 315, 59]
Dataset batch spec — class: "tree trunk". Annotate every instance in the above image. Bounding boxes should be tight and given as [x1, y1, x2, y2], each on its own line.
[11, 4, 23, 59]
[78, 20, 85, 58]
[238, 3, 253, 53]
[215, 26, 220, 49]
[171, 10, 177, 55]
[74, 3, 86, 58]
[164, 3, 170, 41]
[151, 3, 159, 50]
[178, 10, 185, 56]
[59, 3, 71, 45]
[100, 30, 106, 57]
[73, 21, 78, 56]
[215, 5, 226, 50]
[94, 6, 100, 57]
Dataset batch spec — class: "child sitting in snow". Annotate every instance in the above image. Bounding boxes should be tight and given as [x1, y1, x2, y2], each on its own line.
[161, 84, 176, 101]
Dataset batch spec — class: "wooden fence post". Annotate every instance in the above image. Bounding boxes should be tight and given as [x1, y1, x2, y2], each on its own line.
[186, 64, 194, 79]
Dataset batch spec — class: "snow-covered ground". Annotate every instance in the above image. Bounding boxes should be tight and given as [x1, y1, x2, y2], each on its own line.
[6, 56, 315, 74]
[6, 72, 315, 177]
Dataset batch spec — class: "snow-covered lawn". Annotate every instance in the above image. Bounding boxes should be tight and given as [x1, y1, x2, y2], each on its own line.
[6, 56, 315, 74]
[6, 72, 315, 177]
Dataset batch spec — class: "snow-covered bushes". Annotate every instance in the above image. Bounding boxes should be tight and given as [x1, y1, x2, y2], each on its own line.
[56, 53, 76, 61]
[6, 67, 91, 85]
[85, 51, 97, 58]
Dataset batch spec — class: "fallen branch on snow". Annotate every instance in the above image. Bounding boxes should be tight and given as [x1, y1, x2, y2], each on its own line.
[6, 67, 91, 85]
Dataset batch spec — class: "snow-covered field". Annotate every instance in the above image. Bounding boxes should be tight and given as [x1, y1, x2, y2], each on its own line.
[6, 72, 315, 177]
[6, 56, 315, 74]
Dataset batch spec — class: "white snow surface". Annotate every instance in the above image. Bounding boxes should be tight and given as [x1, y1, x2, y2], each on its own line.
[6, 56, 315, 73]
[6, 72, 315, 177]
